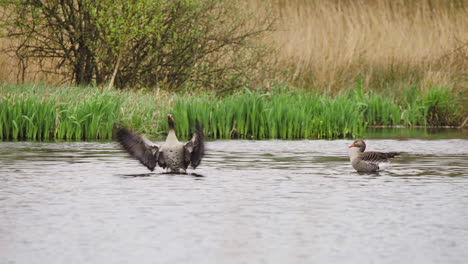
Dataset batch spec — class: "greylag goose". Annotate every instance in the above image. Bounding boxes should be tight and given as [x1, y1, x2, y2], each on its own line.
[116, 114, 204, 173]
[348, 139, 399, 172]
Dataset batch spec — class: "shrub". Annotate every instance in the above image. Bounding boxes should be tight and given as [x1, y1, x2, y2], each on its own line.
[0, 0, 274, 91]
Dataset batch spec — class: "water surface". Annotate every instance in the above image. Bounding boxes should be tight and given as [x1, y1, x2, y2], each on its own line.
[1, 135, 467, 264]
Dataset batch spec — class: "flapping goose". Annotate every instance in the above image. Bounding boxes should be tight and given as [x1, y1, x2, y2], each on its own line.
[348, 139, 399, 172]
[116, 114, 204, 173]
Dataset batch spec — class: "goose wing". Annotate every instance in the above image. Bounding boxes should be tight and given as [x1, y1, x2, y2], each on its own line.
[116, 128, 160, 171]
[183, 127, 205, 169]
[361, 151, 399, 163]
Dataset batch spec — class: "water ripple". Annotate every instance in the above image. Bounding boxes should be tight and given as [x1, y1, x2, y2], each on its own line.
[0, 139, 467, 264]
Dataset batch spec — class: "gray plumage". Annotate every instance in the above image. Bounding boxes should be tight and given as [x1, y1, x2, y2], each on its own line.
[348, 140, 399, 172]
[116, 114, 204, 173]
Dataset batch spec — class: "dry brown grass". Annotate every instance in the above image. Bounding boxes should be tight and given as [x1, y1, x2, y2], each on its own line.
[1, 0, 467, 93]
[256, 0, 468, 92]
[0, 39, 65, 84]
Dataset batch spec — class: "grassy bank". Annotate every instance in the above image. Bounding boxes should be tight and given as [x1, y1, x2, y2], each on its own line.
[0, 84, 463, 140]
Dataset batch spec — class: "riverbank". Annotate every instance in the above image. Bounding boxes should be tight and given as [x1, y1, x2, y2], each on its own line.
[0, 84, 464, 140]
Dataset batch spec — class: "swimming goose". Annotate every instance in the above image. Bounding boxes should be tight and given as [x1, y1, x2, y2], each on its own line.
[348, 140, 399, 172]
[116, 114, 204, 173]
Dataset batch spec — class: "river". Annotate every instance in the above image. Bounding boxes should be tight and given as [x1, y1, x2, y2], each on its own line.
[1, 129, 467, 264]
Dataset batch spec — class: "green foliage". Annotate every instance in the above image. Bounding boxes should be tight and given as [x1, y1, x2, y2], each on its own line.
[168, 84, 462, 139]
[421, 87, 460, 126]
[0, 0, 274, 91]
[356, 83, 462, 128]
[0, 84, 462, 141]
[170, 90, 366, 139]
[0, 84, 122, 140]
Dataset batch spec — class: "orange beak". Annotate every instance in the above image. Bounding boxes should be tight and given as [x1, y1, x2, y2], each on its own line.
[348, 143, 355, 148]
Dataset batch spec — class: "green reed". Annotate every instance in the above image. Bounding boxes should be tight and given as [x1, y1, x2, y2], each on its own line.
[0, 83, 462, 140]
[171, 89, 367, 139]
[0, 84, 123, 140]
[169, 85, 461, 139]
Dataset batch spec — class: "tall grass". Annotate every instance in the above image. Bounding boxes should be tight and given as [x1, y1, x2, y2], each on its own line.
[0, 84, 462, 140]
[0, 84, 171, 140]
[169, 84, 462, 139]
[258, 0, 468, 92]
[0, 85, 122, 140]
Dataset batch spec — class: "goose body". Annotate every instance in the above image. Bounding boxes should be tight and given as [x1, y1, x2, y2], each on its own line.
[348, 140, 399, 172]
[116, 114, 204, 173]
[159, 129, 185, 172]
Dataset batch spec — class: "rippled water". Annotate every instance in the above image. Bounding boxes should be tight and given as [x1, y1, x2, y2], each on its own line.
[1, 136, 468, 264]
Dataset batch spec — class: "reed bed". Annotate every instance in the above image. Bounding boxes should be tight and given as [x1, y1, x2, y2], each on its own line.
[0, 84, 170, 140]
[0, 85, 119, 140]
[170, 85, 462, 140]
[0, 84, 462, 140]
[259, 0, 468, 92]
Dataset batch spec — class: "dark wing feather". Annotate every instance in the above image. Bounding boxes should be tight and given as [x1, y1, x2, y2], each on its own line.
[116, 128, 159, 171]
[361, 151, 400, 163]
[183, 127, 205, 169]
[157, 152, 167, 169]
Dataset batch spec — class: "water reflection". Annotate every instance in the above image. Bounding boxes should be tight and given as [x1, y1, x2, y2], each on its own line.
[0, 137, 467, 264]
[366, 127, 468, 139]
[117, 172, 206, 178]
[117, 173, 155, 178]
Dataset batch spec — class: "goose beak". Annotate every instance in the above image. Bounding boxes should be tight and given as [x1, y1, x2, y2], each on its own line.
[348, 143, 355, 148]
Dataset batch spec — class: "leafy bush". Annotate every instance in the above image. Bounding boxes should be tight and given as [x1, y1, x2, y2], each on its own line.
[0, 0, 274, 91]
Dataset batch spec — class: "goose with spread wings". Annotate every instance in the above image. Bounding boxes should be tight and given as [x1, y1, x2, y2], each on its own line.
[348, 139, 399, 172]
[116, 114, 204, 173]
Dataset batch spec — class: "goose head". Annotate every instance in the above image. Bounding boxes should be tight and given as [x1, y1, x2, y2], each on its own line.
[349, 139, 366, 152]
[167, 114, 175, 130]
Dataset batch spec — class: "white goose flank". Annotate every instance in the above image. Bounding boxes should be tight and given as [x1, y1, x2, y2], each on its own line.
[116, 114, 204, 173]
